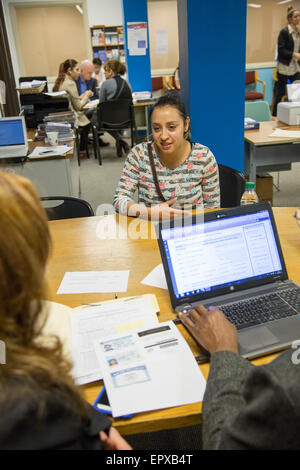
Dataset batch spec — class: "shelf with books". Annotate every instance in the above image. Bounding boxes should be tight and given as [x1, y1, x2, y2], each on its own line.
[90, 25, 125, 65]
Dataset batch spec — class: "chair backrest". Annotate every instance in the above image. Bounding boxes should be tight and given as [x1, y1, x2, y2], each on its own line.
[40, 196, 94, 220]
[245, 100, 272, 122]
[97, 99, 134, 129]
[245, 71, 256, 86]
[218, 164, 245, 208]
[152, 77, 163, 91]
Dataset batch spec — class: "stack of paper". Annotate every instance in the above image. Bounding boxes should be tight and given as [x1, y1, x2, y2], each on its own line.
[28, 145, 72, 158]
[94, 320, 206, 417]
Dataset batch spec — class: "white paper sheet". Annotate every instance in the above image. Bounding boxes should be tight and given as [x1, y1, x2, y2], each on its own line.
[28, 145, 72, 158]
[141, 264, 168, 290]
[71, 295, 160, 385]
[94, 321, 206, 417]
[57, 270, 130, 294]
[269, 128, 300, 138]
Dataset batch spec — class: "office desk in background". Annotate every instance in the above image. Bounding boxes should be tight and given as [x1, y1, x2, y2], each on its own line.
[45, 207, 300, 435]
[244, 120, 300, 183]
[0, 129, 79, 197]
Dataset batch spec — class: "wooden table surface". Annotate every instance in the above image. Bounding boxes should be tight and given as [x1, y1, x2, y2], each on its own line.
[46, 207, 300, 434]
[245, 119, 300, 146]
[27, 128, 74, 161]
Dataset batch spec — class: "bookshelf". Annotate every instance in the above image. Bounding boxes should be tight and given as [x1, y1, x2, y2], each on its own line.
[90, 25, 125, 65]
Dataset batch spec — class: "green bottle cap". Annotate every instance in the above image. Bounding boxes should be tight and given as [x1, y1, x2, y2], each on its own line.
[245, 182, 255, 189]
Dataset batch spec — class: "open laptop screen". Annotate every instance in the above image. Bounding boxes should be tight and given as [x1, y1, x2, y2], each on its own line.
[0, 118, 25, 146]
[160, 209, 283, 300]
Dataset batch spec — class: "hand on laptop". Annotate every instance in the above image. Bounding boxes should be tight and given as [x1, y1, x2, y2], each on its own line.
[179, 305, 238, 354]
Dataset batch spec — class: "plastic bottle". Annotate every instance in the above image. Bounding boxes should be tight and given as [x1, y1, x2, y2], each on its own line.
[240, 182, 259, 205]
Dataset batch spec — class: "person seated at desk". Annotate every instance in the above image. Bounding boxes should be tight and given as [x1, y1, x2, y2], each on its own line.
[53, 58, 93, 159]
[0, 171, 132, 450]
[180, 305, 300, 450]
[76, 59, 98, 101]
[99, 59, 132, 157]
[93, 58, 105, 86]
[113, 94, 220, 220]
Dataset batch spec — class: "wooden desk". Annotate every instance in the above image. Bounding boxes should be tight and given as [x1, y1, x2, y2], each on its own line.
[244, 120, 300, 183]
[46, 207, 300, 435]
[133, 100, 155, 140]
[0, 129, 79, 197]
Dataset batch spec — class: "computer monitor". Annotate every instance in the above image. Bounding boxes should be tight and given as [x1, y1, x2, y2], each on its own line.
[0, 116, 28, 159]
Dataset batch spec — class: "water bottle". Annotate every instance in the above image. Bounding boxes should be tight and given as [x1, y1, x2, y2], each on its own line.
[240, 182, 259, 205]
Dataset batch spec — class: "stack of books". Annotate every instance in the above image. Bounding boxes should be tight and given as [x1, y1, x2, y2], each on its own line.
[44, 111, 77, 127]
[244, 117, 259, 130]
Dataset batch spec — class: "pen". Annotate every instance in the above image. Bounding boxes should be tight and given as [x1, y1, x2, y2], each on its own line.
[40, 150, 53, 154]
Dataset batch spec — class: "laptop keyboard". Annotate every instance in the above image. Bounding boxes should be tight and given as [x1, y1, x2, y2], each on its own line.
[218, 288, 300, 330]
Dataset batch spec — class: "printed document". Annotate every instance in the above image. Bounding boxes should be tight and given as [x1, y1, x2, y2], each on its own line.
[57, 270, 130, 294]
[141, 263, 167, 290]
[94, 321, 206, 417]
[71, 295, 159, 385]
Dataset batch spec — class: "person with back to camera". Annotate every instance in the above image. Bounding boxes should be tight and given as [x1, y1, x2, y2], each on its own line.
[99, 59, 132, 158]
[113, 94, 220, 220]
[53, 59, 93, 159]
[272, 6, 300, 116]
[179, 304, 300, 449]
[0, 171, 132, 450]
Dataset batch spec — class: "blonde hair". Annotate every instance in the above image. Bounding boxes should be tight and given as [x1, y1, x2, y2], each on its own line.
[0, 172, 87, 419]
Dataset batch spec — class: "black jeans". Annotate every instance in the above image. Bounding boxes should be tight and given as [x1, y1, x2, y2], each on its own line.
[272, 71, 300, 116]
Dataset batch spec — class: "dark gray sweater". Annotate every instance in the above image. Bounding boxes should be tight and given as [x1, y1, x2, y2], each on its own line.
[202, 348, 300, 449]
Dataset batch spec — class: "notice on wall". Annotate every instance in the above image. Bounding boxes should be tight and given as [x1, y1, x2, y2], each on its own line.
[127, 22, 148, 56]
[156, 29, 168, 54]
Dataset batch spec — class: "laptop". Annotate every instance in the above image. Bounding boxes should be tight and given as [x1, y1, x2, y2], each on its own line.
[156, 202, 300, 360]
[0, 116, 28, 159]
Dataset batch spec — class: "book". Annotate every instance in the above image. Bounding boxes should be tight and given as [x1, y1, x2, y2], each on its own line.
[245, 117, 259, 130]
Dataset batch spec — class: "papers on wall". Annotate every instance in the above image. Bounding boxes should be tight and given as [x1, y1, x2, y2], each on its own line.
[141, 264, 168, 290]
[57, 270, 130, 294]
[71, 295, 160, 385]
[156, 29, 168, 54]
[127, 22, 148, 56]
[94, 321, 206, 417]
[28, 145, 72, 158]
[269, 128, 300, 138]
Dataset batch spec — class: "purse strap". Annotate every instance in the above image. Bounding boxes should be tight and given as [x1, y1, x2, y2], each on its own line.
[147, 142, 166, 202]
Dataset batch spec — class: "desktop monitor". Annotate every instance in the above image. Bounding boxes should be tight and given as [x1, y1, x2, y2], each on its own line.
[0, 116, 28, 159]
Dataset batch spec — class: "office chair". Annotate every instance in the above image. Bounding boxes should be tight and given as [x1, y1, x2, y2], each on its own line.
[245, 71, 265, 101]
[245, 100, 272, 122]
[92, 99, 137, 165]
[40, 196, 94, 220]
[218, 164, 245, 208]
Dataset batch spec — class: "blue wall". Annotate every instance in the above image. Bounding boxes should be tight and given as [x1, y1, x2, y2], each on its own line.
[122, 0, 152, 93]
[178, 0, 247, 173]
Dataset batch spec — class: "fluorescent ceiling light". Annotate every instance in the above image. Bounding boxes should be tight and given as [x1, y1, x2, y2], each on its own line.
[278, 0, 292, 4]
[248, 3, 262, 7]
[76, 5, 83, 14]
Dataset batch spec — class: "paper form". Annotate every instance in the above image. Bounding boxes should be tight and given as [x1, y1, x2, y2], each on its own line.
[28, 145, 72, 158]
[269, 129, 300, 138]
[71, 295, 160, 385]
[94, 321, 206, 417]
[57, 270, 130, 294]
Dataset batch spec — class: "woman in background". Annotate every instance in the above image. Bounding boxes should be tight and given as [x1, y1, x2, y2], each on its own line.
[99, 59, 132, 157]
[53, 59, 93, 158]
[0, 171, 131, 450]
[272, 6, 300, 116]
[113, 94, 220, 220]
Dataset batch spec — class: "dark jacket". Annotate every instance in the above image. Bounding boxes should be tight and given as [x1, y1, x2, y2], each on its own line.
[277, 26, 300, 66]
[75, 76, 98, 99]
[0, 378, 111, 450]
[202, 348, 300, 449]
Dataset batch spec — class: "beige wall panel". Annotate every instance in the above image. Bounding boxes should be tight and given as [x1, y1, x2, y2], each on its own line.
[246, 1, 299, 64]
[147, 0, 179, 71]
[15, 5, 88, 77]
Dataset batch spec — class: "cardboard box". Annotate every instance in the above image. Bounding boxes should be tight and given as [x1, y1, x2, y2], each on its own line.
[247, 174, 273, 205]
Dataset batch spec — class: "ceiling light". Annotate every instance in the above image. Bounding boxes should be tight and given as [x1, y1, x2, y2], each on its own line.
[278, 0, 292, 4]
[76, 5, 83, 14]
[248, 3, 262, 7]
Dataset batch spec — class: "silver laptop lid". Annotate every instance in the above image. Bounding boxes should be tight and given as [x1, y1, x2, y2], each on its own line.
[0, 116, 28, 158]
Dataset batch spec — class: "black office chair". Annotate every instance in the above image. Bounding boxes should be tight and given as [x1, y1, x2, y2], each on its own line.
[92, 99, 137, 165]
[40, 196, 94, 220]
[218, 164, 245, 208]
